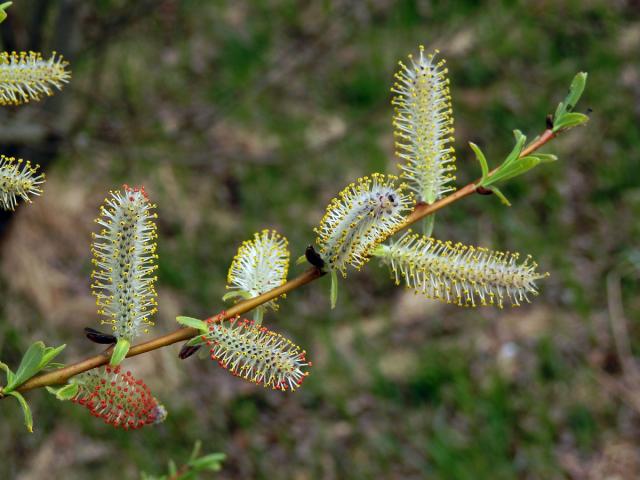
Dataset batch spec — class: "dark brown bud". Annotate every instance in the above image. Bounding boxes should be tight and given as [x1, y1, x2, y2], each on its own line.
[475, 186, 494, 196]
[305, 245, 325, 269]
[545, 114, 554, 130]
[84, 327, 117, 344]
[178, 343, 201, 360]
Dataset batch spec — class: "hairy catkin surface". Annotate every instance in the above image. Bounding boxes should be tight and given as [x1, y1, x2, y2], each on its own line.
[91, 185, 158, 341]
[0, 51, 70, 105]
[204, 315, 311, 392]
[376, 231, 548, 308]
[392, 46, 456, 204]
[315, 173, 413, 276]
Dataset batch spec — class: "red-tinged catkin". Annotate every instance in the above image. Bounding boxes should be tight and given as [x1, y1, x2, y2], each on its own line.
[70, 366, 167, 430]
[202, 313, 311, 392]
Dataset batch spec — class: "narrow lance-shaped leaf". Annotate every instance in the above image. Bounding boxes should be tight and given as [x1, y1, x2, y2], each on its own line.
[553, 72, 589, 132]
[7, 391, 33, 433]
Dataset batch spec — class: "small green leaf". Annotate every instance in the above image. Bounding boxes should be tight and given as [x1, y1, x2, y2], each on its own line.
[484, 153, 556, 187]
[168, 459, 178, 476]
[554, 72, 588, 120]
[38, 344, 66, 372]
[188, 453, 226, 471]
[43, 362, 66, 371]
[533, 153, 558, 164]
[109, 338, 130, 366]
[0, 360, 16, 386]
[553, 112, 589, 132]
[189, 440, 203, 462]
[176, 316, 209, 332]
[330, 270, 338, 310]
[45, 383, 79, 401]
[502, 130, 527, 168]
[490, 186, 511, 206]
[7, 391, 33, 432]
[185, 335, 206, 347]
[222, 290, 253, 302]
[0, 2, 12, 24]
[469, 142, 489, 183]
[295, 254, 307, 265]
[421, 213, 435, 237]
[10, 342, 45, 391]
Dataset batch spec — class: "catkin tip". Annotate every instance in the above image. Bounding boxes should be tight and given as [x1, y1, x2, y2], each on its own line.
[0, 155, 45, 210]
[0, 51, 71, 105]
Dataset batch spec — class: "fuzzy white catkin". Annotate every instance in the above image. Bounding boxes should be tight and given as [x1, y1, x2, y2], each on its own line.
[0, 51, 70, 105]
[204, 316, 311, 392]
[375, 231, 548, 308]
[0, 155, 44, 210]
[314, 173, 414, 277]
[91, 185, 158, 341]
[392, 46, 456, 204]
[226, 230, 289, 310]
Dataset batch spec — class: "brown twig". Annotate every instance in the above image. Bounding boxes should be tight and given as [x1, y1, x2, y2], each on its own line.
[13, 128, 558, 394]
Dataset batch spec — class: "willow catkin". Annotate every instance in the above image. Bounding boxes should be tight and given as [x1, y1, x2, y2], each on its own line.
[375, 231, 548, 308]
[91, 185, 158, 342]
[392, 46, 456, 204]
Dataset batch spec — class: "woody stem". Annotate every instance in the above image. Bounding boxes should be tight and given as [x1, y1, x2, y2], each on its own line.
[13, 128, 557, 394]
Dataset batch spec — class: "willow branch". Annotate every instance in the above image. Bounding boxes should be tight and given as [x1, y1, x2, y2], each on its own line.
[14, 128, 557, 394]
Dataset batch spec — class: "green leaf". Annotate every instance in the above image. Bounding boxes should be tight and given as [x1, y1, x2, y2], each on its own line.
[490, 186, 511, 207]
[295, 254, 307, 265]
[421, 213, 435, 237]
[185, 335, 206, 347]
[502, 130, 527, 168]
[0, 360, 16, 387]
[330, 270, 338, 310]
[176, 316, 209, 332]
[554, 72, 588, 121]
[553, 112, 589, 132]
[189, 440, 203, 462]
[43, 362, 66, 371]
[7, 391, 33, 433]
[109, 338, 130, 366]
[10, 342, 45, 391]
[469, 142, 489, 183]
[0, 2, 12, 24]
[188, 453, 226, 472]
[38, 344, 66, 372]
[222, 290, 253, 302]
[533, 153, 558, 163]
[45, 383, 79, 401]
[168, 459, 178, 476]
[484, 154, 556, 187]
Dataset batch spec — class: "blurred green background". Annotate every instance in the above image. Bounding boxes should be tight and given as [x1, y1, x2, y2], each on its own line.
[1, 0, 639, 478]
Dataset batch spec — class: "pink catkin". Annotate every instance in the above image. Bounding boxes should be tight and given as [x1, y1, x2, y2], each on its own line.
[71, 365, 166, 430]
